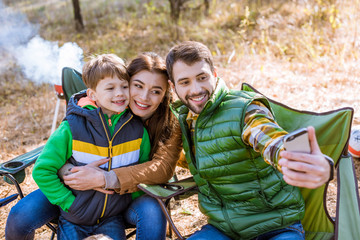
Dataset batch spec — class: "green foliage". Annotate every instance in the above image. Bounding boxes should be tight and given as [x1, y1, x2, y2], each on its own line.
[4, 0, 352, 64]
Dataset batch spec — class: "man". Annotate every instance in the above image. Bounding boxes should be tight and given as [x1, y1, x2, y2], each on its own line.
[166, 41, 333, 239]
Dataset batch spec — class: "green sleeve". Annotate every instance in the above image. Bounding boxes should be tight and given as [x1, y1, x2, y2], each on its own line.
[32, 121, 75, 212]
[138, 127, 150, 163]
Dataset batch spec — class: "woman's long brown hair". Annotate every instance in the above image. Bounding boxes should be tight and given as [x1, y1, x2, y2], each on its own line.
[127, 52, 174, 158]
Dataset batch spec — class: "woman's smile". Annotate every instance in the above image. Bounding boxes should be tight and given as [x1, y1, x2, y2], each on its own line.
[134, 100, 150, 109]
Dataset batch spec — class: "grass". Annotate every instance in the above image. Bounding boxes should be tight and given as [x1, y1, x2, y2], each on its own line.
[1, 0, 360, 239]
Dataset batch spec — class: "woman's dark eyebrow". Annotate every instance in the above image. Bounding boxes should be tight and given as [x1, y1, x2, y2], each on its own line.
[152, 86, 164, 90]
[132, 79, 144, 84]
[132, 79, 164, 90]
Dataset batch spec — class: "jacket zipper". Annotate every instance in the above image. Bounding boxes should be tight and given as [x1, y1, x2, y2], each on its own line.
[97, 112, 133, 223]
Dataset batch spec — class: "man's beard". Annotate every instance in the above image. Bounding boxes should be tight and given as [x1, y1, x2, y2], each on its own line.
[176, 90, 209, 114]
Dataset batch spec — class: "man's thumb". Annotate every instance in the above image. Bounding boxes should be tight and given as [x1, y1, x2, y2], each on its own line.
[308, 126, 321, 154]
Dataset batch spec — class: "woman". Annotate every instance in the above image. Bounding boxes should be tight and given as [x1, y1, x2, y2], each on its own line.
[5, 52, 183, 240]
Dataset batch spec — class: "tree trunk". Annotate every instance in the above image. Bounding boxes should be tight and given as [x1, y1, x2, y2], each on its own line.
[204, 0, 210, 16]
[71, 0, 84, 31]
[169, 0, 187, 23]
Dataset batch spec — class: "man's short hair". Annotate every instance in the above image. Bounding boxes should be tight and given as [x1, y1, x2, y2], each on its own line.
[166, 41, 215, 83]
[82, 54, 129, 89]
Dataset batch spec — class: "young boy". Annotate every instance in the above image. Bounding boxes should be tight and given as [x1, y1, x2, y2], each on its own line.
[33, 54, 151, 240]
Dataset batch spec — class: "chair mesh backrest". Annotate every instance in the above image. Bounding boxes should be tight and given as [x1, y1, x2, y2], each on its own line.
[61, 67, 87, 104]
[241, 83, 354, 239]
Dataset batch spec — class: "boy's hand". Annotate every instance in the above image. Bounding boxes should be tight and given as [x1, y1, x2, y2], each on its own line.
[279, 126, 331, 189]
[64, 158, 113, 192]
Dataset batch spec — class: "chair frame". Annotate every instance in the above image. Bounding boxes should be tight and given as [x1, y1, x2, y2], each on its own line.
[0, 146, 58, 239]
[1, 67, 139, 239]
[138, 176, 198, 240]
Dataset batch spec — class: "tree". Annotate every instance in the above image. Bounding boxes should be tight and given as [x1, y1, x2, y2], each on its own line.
[169, 0, 189, 23]
[71, 0, 84, 31]
[169, 0, 211, 23]
[204, 0, 209, 16]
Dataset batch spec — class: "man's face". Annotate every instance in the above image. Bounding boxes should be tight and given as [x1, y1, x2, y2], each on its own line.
[170, 60, 216, 114]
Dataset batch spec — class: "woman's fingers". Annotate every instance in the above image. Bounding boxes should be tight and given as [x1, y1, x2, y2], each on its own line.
[87, 158, 110, 167]
[63, 166, 106, 190]
[94, 187, 114, 194]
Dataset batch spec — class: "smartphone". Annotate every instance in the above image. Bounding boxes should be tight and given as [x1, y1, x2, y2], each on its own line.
[283, 128, 311, 153]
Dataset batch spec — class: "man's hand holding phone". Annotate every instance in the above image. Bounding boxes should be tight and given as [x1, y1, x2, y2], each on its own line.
[279, 126, 332, 189]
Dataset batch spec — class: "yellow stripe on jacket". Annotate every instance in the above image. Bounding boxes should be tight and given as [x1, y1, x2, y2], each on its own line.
[72, 138, 142, 168]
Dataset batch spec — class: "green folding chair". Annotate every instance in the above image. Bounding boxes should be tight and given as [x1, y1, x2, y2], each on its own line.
[61, 67, 87, 105]
[0, 67, 86, 238]
[0, 67, 86, 195]
[138, 83, 360, 240]
[0, 68, 81, 237]
[2, 67, 142, 239]
[242, 83, 360, 240]
[138, 177, 198, 239]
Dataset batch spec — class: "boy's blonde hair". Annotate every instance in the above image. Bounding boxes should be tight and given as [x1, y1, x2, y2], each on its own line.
[82, 54, 129, 89]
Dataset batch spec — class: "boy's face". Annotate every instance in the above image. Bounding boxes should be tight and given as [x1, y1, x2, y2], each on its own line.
[169, 60, 216, 114]
[87, 76, 129, 117]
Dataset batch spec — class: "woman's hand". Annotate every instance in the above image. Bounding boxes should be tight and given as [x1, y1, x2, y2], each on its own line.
[63, 158, 114, 194]
[279, 126, 331, 189]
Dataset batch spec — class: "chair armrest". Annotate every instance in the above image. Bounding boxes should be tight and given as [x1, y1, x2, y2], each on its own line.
[0, 145, 44, 175]
[0, 193, 19, 207]
[0, 145, 44, 185]
[137, 176, 197, 200]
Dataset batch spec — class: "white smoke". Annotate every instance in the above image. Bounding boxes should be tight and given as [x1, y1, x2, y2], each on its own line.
[14, 36, 83, 85]
[0, 1, 37, 49]
[0, 0, 83, 85]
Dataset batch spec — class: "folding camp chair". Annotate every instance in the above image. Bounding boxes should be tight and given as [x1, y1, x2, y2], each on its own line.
[1, 67, 138, 239]
[138, 83, 360, 240]
[138, 176, 198, 239]
[0, 67, 86, 197]
[0, 67, 86, 238]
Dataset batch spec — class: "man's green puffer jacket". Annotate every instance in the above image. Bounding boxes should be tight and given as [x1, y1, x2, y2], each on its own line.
[171, 78, 305, 240]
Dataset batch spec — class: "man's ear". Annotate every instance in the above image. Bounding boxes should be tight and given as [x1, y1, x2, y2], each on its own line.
[213, 67, 217, 78]
[87, 88, 97, 101]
